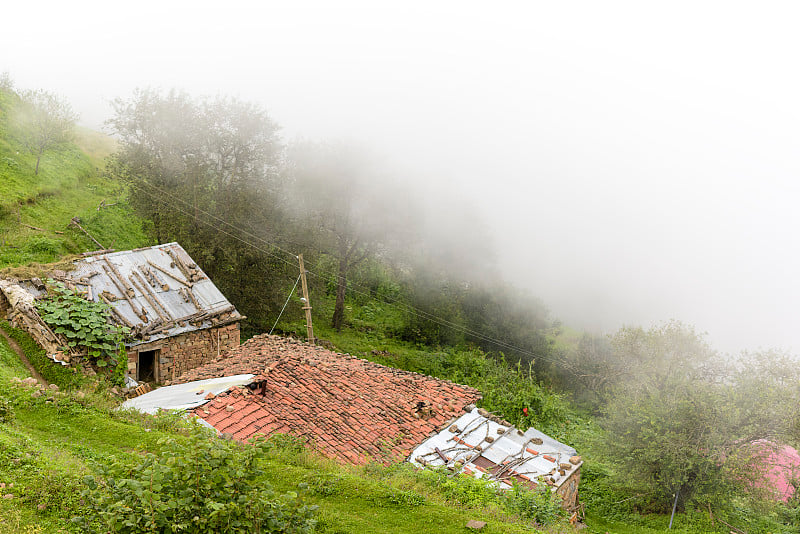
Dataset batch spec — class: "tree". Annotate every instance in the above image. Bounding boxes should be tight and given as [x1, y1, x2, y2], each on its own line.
[600, 322, 795, 512]
[14, 89, 78, 175]
[0, 71, 13, 92]
[549, 332, 619, 409]
[284, 142, 408, 331]
[107, 88, 291, 333]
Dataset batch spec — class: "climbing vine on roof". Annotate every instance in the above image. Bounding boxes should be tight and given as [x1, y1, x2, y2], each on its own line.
[36, 281, 128, 370]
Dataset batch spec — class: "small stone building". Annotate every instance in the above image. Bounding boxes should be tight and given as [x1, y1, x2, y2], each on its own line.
[0, 243, 243, 383]
[123, 334, 482, 464]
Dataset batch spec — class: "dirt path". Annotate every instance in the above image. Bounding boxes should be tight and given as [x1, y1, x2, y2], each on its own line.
[0, 326, 48, 385]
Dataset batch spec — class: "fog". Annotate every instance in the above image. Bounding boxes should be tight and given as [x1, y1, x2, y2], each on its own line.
[3, 1, 800, 353]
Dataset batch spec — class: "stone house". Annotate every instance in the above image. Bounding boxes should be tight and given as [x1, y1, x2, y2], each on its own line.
[0, 243, 243, 383]
[124, 334, 482, 464]
[121, 334, 582, 510]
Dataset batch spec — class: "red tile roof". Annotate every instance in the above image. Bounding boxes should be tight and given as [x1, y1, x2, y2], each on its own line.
[178, 334, 481, 464]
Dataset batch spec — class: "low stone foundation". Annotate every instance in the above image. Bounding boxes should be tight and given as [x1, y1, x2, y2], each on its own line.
[127, 322, 240, 383]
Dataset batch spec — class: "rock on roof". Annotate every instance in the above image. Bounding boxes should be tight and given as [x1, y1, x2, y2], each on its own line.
[177, 334, 482, 464]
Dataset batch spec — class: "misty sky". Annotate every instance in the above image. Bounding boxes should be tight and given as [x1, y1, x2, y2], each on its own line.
[3, 1, 800, 353]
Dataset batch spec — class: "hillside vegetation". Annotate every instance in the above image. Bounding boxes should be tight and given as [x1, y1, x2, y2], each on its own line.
[0, 322, 558, 533]
[1, 83, 800, 533]
[0, 89, 148, 269]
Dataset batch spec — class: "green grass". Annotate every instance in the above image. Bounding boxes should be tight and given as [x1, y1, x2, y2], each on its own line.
[0, 380, 186, 532]
[0, 334, 30, 381]
[0, 87, 149, 270]
[0, 319, 558, 533]
[262, 459, 544, 534]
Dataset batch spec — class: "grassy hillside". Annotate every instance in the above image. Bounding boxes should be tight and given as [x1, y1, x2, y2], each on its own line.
[0, 324, 557, 534]
[0, 313, 732, 534]
[0, 88, 149, 269]
[0, 85, 794, 533]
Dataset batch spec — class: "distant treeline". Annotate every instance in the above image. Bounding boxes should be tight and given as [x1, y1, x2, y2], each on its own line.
[105, 88, 556, 367]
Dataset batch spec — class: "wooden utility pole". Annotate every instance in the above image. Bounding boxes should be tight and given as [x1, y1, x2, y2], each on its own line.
[298, 254, 315, 344]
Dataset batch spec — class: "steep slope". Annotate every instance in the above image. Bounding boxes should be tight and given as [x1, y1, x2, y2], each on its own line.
[0, 88, 149, 269]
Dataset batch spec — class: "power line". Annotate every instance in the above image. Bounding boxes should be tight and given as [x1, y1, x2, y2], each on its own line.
[134, 179, 301, 271]
[133, 178, 549, 361]
[131, 179, 556, 363]
[270, 274, 302, 335]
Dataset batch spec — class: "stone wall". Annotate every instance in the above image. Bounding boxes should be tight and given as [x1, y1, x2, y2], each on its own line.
[127, 322, 240, 383]
[555, 465, 581, 511]
[0, 290, 9, 316]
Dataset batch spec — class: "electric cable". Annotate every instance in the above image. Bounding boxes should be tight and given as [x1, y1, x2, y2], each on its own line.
[270, 274, 302, 335]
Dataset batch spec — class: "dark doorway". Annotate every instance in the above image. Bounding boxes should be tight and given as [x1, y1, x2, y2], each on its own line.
[138, 350, 158, 382]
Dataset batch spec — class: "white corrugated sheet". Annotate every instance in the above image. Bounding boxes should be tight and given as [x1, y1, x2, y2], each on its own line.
[118, 374, 254, 414]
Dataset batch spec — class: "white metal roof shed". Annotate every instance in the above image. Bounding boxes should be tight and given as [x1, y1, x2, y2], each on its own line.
[409, 408, 582, 491]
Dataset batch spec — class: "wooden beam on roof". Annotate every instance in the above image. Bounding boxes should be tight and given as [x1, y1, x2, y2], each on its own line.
[146, 260, 192, 288]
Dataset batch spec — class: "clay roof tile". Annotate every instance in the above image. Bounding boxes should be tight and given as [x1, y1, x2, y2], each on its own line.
[186, 334, 481, 464]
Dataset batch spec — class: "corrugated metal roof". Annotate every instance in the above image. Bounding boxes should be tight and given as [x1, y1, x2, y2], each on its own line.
[409, 408, 581, 491]
[26, 243, 242, 346]
[118, 374, 255, 414]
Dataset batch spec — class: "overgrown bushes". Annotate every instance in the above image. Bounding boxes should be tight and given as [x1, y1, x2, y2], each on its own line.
[407, 465, 565, 525]
[367, 347, 570, 434]
[75, 428, 317, 533]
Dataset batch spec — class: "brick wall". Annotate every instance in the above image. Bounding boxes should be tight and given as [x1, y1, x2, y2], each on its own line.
[127, 322, 240, 383]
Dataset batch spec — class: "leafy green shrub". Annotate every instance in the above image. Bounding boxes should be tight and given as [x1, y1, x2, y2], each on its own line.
[503, 482, 566, 525]
[575, 461, 639, 522]
[415, 467, 565, 526]
[37, 281, 127, 370]
[111, 408, 196, 435]
[776, 498, 800, 529]
[1, 320, 86, 390]
[380, 488, 426, 507]
[303, 473, 344, 497]
[2, 155, 20, 169]
[24, 236, 61, 256]
[416, 467, 499, 508]
[75, 428, 317, 533]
